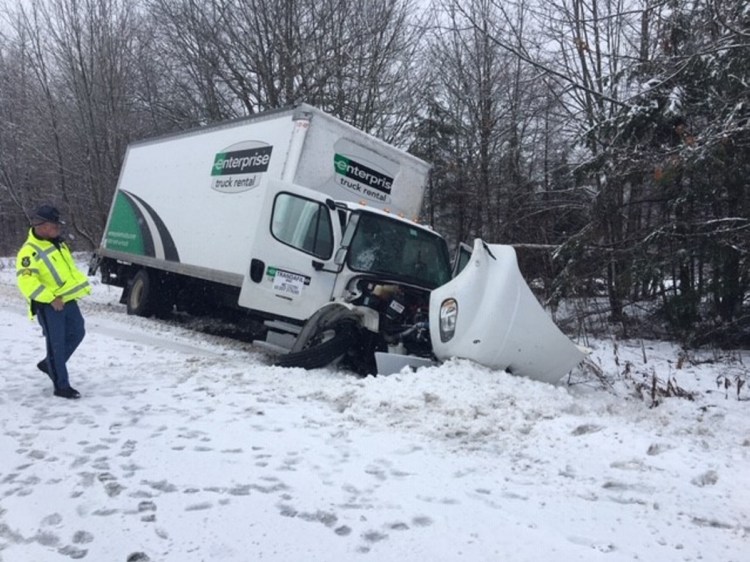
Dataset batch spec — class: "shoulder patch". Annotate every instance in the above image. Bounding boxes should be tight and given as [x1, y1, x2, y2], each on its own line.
[21, 257, 31, 267]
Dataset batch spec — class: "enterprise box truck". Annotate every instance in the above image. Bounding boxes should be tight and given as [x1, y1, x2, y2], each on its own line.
[91, 104, 584, 381]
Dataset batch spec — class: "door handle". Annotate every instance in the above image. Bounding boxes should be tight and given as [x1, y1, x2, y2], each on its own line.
[311, 259, 341, 273]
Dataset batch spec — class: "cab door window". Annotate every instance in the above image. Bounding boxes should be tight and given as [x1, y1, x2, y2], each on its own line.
[271, 193, 334, 259]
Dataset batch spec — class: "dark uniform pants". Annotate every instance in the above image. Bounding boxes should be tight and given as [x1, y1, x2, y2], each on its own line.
[36, 300, 85, 391]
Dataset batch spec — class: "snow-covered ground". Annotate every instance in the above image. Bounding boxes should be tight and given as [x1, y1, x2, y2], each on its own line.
[0, 256, 748, 562]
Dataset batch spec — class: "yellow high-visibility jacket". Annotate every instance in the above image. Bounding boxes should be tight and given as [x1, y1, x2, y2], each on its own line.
[16, 229, 91, 317]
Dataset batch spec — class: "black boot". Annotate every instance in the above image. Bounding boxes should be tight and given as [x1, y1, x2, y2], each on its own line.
[37, 360, 54, 382]
[54, 387, 81, 399]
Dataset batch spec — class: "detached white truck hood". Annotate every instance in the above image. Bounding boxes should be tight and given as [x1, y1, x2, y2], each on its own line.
[429, 240, 584, 384]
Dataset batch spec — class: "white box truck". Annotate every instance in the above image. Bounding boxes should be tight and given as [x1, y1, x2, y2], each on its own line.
[92, 104, 584, 381]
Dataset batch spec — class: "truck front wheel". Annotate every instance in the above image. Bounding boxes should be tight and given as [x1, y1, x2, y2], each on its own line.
[275, 321, 358, 370]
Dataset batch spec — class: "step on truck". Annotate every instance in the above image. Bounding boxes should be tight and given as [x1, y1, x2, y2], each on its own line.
[91, 104, 584, 381]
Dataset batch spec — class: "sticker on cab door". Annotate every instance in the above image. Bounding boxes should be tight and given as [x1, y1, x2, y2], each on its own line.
[267, 267, 310, 297]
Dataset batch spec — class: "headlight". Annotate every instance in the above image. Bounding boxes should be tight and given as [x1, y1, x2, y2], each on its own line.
[439, 298, 458, 342]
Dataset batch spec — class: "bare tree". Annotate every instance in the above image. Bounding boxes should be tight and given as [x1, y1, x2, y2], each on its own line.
[422, 0, 556, 253]
[425, 0, 508, 243]
[146, 0, 236, 122]
[45, 0, 149, 241]
[0, 0, 153, 248]
[149, 0, 427, 141]
[0, 3, 71, 251]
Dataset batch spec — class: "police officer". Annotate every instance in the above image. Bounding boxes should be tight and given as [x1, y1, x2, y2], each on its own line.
[16, 205, 91, 399]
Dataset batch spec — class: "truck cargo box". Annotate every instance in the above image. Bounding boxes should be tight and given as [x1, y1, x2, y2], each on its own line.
[100, 104, 430, 286]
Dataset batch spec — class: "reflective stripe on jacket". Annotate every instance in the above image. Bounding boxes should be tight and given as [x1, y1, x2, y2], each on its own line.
[16, 228, 91, 317]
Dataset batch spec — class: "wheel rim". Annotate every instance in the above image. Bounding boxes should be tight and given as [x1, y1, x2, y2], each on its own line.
[307, 328, 337, 348]
[130, 278, 144, 309]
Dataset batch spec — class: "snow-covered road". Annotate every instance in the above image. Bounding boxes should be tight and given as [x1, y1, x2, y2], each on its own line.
[0, 257, 748, 561]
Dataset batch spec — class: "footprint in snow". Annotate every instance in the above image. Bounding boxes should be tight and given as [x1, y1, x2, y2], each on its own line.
[58, 544, 87, 559]
[138, 500, 157, 513]
[567, 535, 616, 553]
[412, 515, 433, 527]
[571, 424, 604, 436]
[647, 442, 673, 455]
[72, 530, 94, 544]
[691, 470, 718, 487]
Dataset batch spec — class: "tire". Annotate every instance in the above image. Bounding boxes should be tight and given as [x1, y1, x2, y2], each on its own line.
[127, 269, 153, 316]
[127, 269, 174, 318]
[275, 322, 358, 370]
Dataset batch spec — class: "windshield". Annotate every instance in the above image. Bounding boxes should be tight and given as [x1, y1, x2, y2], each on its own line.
[346, 212, 452, 289]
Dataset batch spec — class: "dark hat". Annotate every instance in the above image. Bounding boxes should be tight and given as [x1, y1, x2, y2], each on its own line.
[32, 204, 66, 225]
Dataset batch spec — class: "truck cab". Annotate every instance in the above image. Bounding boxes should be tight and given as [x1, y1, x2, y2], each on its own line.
[231, 177, 454, 374]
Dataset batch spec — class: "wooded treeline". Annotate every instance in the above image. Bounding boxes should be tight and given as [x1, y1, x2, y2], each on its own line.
[1, 0, 748, 345]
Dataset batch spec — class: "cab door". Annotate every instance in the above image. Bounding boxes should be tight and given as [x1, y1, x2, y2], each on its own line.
[237, 179, 342, 321]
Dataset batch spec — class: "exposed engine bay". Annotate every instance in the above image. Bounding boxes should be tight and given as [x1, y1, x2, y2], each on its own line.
[345, 277, 433, 358]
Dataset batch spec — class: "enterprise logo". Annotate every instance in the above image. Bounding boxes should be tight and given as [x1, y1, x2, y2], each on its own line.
[334, 154, 393, 194]
[212, 146, 273, 176]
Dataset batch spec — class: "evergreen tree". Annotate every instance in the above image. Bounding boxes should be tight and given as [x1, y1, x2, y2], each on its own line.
[602, 0, 750, 343]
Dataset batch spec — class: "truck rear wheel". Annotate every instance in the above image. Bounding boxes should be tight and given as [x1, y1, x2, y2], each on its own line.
[275, 321, 358, 370]
[127, 269, 155, 317]
[127, 269, 173, 317]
